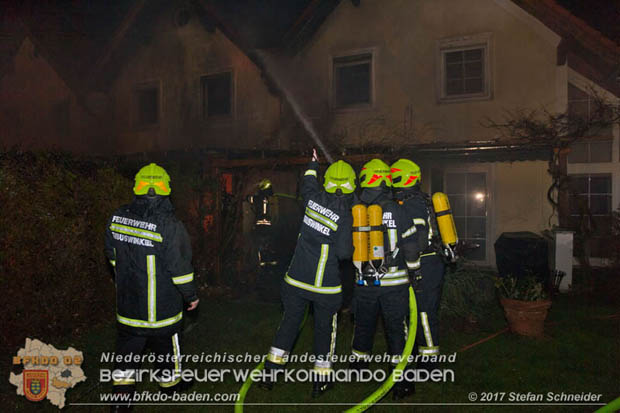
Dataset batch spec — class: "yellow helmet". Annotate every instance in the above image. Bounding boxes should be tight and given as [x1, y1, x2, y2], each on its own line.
[390, 159, 421, 188]
[133, 163, 171, 195]
[323, 160, 356, 194]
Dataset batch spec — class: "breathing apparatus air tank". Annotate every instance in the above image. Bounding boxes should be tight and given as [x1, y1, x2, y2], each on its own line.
[352, 204, 369, 276]
[432, 192, 458, 261]
[352, 203, 385, 285]
[367, 204, 384, 268]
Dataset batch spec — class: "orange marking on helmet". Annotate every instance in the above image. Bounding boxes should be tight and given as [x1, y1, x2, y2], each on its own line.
[135, 181, 149, 192]
[367, 174, 383, 185]
[153, 181, 169, 193]
[404, 175, 418, 186]
[391, 167, 401, 173]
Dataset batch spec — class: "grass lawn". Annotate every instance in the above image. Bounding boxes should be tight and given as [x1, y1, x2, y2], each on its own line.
[4, 288, 619, 412]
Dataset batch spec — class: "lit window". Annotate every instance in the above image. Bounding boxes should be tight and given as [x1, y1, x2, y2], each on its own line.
[202, 72, 232, 118]
[333, 53, 372, 108]
[446, 172, 487, 261]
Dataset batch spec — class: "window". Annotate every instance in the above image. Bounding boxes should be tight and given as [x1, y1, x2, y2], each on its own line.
[333, 53, 372, 108]
[201, 72, 232, 118]
[568, 83, 613, 138]
[568, 174, 612, 257]
[437, 33, 492, 102]
[567, 140, 613, 163]
[135, 85, 159, 126]
[446, 172, 487, 261]
[445, 48, 484, 96]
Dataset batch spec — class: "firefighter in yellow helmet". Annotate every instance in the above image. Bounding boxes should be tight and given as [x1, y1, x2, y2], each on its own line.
[391, 158, 446, 387]
[104, 163, 199, 407]
[350, 159, 413, 400]
[262, 149, 355, 398]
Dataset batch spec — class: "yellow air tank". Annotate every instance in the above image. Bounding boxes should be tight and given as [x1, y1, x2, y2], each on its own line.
[432, 192, 458, 247]
[367, 204, 384, 264]
[352, 204, 368, 274]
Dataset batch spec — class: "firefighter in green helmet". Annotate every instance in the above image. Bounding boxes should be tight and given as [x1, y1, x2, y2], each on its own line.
[391, 158, 446, 390]
[262, 149, 355, 397]
[350, 158, 413, 399]
[104, 163, 199, 410]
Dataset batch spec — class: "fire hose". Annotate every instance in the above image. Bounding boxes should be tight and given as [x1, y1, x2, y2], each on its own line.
[234, 287, 417, 412]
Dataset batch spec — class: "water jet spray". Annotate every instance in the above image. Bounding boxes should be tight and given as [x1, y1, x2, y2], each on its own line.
[254, 49, 335, 164]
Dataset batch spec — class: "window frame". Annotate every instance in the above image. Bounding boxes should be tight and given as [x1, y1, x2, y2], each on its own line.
[200, 70, 234, 120]
[330, 48, 376, 111]
[443, 165, 493, 265]
[567, 173, 613, 258]
[436, 33, 493, 103]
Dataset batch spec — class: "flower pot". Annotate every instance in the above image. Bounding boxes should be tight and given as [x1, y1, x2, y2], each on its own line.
[500, 297, 552, 338]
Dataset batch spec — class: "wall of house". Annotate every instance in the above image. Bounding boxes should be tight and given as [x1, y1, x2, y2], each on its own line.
[111, 9, 282, 154]
[0, 37, 101, 153]
[426, 159, 555, 266]
[288, 0, 562, 148]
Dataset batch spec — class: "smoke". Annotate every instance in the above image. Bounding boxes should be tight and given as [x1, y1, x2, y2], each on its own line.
[253, 49, 335, 164]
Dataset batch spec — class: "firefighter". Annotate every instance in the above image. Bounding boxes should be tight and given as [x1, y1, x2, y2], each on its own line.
[262, 149, 355, 398]
[391, 159, 446, 378]
[104, 163, 199, 410]
[247, 179, 279, 299]
[350, 159, 413, 400]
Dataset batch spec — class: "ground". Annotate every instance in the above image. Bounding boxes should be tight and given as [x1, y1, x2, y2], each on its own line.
[3, 286, 619, 412]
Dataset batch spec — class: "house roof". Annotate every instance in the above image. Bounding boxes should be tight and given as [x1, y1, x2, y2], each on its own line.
[512, 0, 620, 97]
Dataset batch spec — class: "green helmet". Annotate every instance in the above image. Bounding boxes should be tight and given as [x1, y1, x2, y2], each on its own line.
[323, 160, 356, 194]
[390, 159, 421, 188]
[359, 158, 391, 188]
[133, 163, 171, 196]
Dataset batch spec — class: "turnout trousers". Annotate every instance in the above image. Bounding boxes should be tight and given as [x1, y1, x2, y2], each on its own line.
[414, 253, 446, 364]
[112, 328, 183, 391]
[266, 281, 341, 374]
[351, 284, 409, 366]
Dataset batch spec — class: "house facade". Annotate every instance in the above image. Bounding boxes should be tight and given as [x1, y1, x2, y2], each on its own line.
[99, 2, 284, 154]
[280, 0, 619, 265]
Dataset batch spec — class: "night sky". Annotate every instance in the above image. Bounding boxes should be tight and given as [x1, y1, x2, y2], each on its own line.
[6, 0, 617, 49]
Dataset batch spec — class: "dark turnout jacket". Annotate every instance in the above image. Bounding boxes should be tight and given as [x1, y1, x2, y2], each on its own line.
[284, 161, 354, 294]
[104, 196, 197, 336]
[395, 187, 433, 272]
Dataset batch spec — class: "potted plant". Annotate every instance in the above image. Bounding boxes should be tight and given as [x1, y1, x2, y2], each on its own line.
[496, 275, 552, 338]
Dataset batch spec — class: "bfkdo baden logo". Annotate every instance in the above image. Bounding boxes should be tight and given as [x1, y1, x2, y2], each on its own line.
[9, 338, 87, 409]
[24, 370, 49, 402]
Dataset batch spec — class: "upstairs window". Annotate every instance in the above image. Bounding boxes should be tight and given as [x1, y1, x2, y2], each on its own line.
[202, 72, 232, 118]
[567, 83, 613, 138]
[135, 85, 159, 126]
[567, 139, 613, 163]
[333, 53, 372, 108]
[437, 33, 492, 102]
[444, 48, 484, 96]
